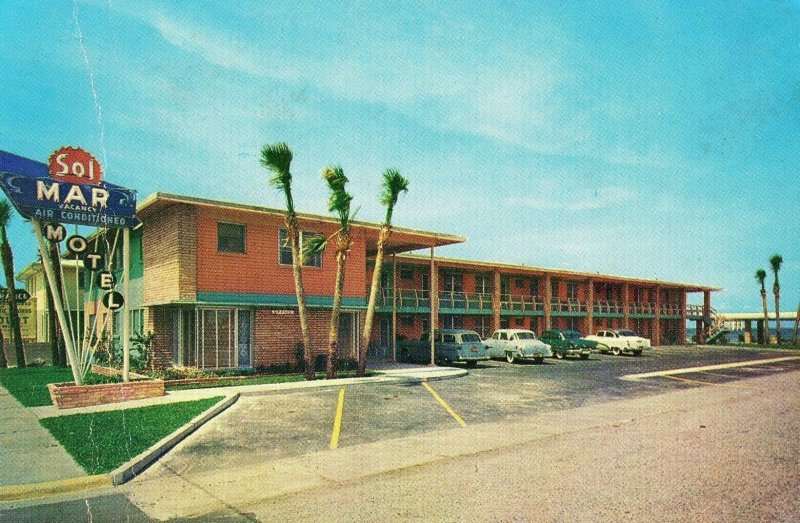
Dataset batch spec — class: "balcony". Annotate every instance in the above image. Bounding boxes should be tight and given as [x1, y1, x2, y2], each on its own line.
[551, 299, 586, 313]
[501, 294, 544, 313]
[593, 301, 624, 315]
[630, 302, 657, 315]
[378, 289, 494, 312]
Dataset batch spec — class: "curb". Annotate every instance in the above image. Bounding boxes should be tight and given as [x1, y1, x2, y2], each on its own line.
[111, 393, 240, 485]
[0, 474, 112, 503]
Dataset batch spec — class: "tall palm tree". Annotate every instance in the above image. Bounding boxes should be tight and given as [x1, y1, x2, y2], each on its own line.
[755, 269, 769, 344]
[0, 328, 6, 368]
[359, 170, 409, 376]
[261, 142, 314, 381]
[769, 253, 783, 343]
[0, 201, 25, 368]
[304, 166, 355, 379]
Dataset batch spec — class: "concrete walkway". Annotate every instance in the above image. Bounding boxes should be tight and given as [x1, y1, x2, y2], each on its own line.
[0, 384, 84, 487]
[0, 363, 465, 501]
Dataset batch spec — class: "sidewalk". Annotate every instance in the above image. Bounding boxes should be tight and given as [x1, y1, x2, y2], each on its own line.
[0, 362, 465, 502]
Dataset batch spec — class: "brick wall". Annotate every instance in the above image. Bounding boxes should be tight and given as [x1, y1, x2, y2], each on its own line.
[48, 380, 165, 409]
[253, 309, 337, 367]
[142, 203, 197, 304]
[147, 306, 173, 369]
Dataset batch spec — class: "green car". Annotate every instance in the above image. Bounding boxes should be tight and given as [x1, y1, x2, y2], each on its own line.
[540, 330, 596, 360]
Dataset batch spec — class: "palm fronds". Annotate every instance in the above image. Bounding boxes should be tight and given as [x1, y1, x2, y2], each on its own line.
[755, 268, 767, 289]
[769, 254, 783, 281]
[321, 166, 354, 229]
[261, 142, 295, 213]
[380, 169, 409, 224]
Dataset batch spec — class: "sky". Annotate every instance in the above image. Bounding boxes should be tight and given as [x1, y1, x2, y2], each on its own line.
[1, 0, 798, 314]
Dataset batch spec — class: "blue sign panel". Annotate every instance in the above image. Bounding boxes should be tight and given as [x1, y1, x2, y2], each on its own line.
[0, 150, 139, 228]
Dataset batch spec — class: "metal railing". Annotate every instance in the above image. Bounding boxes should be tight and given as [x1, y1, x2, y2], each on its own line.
[501, 294, 544, 312]
[593, 301, 624, 314]
[551, 299, 586, 313]
[438, 291, 493, 310]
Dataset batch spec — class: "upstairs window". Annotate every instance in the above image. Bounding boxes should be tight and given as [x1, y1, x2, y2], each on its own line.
[279, 229, 323, 267]
[218, 223, 246, 254]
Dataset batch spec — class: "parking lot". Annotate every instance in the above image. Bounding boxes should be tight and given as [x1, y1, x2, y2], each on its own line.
[149, 345, 800, 476]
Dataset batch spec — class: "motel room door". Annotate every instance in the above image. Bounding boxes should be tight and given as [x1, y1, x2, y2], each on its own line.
[337, 312, 357, 359]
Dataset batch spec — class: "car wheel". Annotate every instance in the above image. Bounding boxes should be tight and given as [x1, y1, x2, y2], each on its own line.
[612, 346, 621, 356]
[580, 353, 589, 360]
[534, 356, 544, 364]
[506, 352, 516, 364]
[555, 351, 564, 360]
[465, 360, 477, 368]
[633, 350, 642, 357]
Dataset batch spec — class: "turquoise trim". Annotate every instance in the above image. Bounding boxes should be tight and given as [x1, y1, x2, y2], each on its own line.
[500, 309, 544, 317]
[196, 292, 366, 309]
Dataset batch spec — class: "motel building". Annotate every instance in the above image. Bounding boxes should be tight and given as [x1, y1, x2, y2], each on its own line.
[18, 192, 719, 370]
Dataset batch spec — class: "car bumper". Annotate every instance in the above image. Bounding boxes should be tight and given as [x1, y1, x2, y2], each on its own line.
[563, 348, 592, 357]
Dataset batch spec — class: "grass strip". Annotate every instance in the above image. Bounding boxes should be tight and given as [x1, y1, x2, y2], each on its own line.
[39, 397, 223, 474]
[0, 367, 74, 407]
[165, 370, 377, 391]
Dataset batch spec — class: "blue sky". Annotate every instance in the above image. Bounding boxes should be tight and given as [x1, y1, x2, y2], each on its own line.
[1, 1, 798, 313]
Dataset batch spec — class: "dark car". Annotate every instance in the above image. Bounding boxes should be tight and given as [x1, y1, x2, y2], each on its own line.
[539, 329, 596, 360]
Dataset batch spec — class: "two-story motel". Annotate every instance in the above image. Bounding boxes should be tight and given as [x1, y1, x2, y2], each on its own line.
[18, 192, 720, 370]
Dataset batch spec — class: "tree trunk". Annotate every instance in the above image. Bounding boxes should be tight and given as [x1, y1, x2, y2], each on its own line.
[1, 235, 25, 368]
[0, 327, 7, 368]
[287, 216, 314, 381]
[761, 290, 769, 344]
[359, 226, 389, 376]
[326, 245, 347, 379]
[773, 284, 781, 344]
[792, 301, 800, 345]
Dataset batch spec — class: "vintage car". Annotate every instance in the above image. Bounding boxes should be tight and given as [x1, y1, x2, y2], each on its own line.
[484, 329, 552, 364]
[583, 329, 650, 356]
[399, 329, 489, 367]
[540, 329, 595, 360]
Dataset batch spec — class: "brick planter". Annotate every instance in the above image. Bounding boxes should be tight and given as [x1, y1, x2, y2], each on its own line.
[48, 380, 165, 410]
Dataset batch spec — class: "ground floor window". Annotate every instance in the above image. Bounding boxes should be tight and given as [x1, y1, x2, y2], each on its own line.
[172, 308, 253, 369]
[442, 315, 463, 329]
[475, 316, 490, 339]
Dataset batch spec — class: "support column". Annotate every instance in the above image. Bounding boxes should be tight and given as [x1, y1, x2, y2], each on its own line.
[122, 227, 131, 382]
[392, 254, 397, 362]
[653, 286, 661, 347]
[543, 274, 552, 330]
[623, 283, 630, 330]
[585, 279, 594, 335]
[679, 291, 687, 344]
[492, 270, 501, 332]
[744, 320, 752, 344]
[429, 247, 437, 366]
[699, 290, 711, 344]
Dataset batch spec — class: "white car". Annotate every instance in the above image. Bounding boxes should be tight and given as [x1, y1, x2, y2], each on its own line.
[484, 329, 552, 364]
[584, 329, 650, 356]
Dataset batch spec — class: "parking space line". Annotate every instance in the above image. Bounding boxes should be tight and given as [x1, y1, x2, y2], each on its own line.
[658, 374, 753, 389]
[422, 382, 467, 427]
[329, 387, 346, 449]
[620, 356, 800, 381]
[698, 370, 745, 380]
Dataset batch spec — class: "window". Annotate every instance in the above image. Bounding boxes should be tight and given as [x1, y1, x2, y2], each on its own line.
[475, 274, 492, 294]
[442, 334, 456, 343]
[421, 274, 430, 291]
[500, 278, 509, 296]
[442, 315, 463, 329]
[400, 268, 414, 280]
[551, 280, 559, 298]
[514, 317, 524, 327]
[476, 316, 490, 338]
[515, 277, 524, 288]
[567, 282, 579, 300]
[443, 272, 463, 293]
[279, 229, 323, 267]
[218, 223, 246, 253]
[529, 278, 539, 296]
[421, 318, 429, 332]
[400, 316, 414, 327]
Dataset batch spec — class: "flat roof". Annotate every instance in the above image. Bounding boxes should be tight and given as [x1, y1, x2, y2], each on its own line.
[392, 253, 720, 292]
[137, 192, 466, 256]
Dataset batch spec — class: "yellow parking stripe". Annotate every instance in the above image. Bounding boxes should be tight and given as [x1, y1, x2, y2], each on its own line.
[620, 356, 800, 381]
[329, 387, 346, 449]
[423, 382, 467, 427]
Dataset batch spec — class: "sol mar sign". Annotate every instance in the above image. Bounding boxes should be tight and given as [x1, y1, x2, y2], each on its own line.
[0, 148, 139, 228]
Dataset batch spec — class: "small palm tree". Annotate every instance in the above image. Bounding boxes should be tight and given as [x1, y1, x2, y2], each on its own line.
[261, 142, 314, 380]
[304, 166, 355, 379]
[769, 253, 783, 343]
[359, 170, 409, 376]
[755, 269, 769, 344]
[0, 200, 25, 368]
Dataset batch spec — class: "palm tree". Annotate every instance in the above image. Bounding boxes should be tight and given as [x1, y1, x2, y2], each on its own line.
[769, 253, 783, 343]
[261, 142, 314, 381]
[359, 170, 409, 376]
[0, 328, 6, 368]
[304, 166, 355, 379]
[0, 200, 25, 368]
[755, 269, 769, 344]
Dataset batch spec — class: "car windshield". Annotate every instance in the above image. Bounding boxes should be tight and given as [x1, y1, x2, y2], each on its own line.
[515, 332, 537, 340]
[460, 333, 481, 343]
[618, 330, 638, 337]
[564, 331, 582, 339]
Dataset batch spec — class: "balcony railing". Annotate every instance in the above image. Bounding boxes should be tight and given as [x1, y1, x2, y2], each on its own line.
[659, 304, 681, 316]
[593, 301, 624, 314]
[438, 291, 493, 310]
[551, 299, 586, 313]
[501, 294, 544, 312]
[630, 302, 657, 315]
[379, 288, 431, 309]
